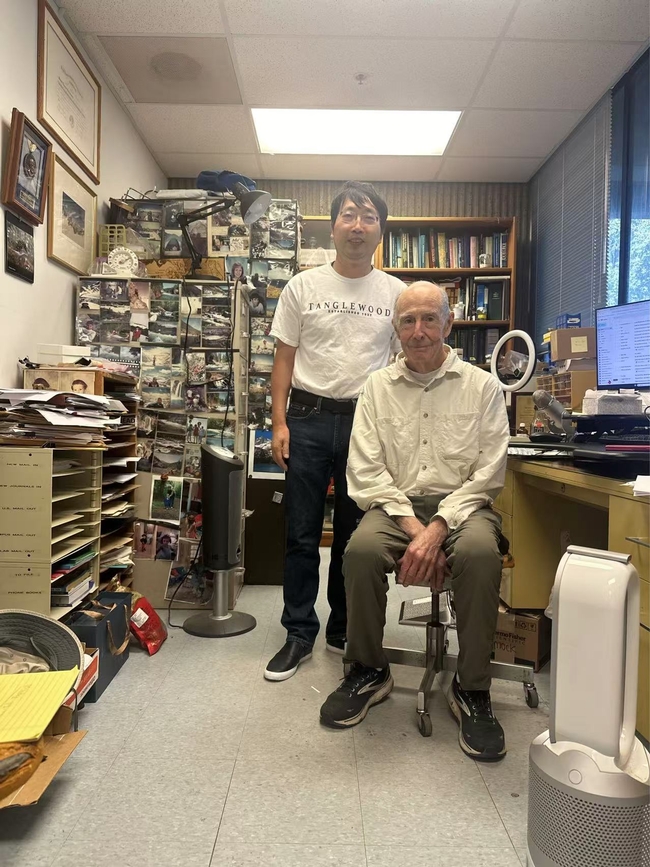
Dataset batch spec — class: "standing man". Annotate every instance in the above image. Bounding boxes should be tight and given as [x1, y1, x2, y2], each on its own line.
[265, 181, 405, 682]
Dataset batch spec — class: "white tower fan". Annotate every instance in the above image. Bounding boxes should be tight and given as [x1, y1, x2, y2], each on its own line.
[527, 545, 650, 866]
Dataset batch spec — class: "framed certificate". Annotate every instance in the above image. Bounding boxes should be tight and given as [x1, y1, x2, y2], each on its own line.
[48, 155, 97, 276]
[38, 0, 101, 184]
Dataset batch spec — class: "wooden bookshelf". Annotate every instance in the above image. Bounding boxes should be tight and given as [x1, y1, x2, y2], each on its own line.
[376, 216, 516, 366]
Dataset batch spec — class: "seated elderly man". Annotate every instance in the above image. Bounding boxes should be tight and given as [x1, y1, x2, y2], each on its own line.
[320, 281, 510, 761]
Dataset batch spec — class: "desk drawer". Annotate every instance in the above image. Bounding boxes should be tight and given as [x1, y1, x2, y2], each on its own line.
[524, 474, 609, 510]
[608, 497, 649, 584]
[638, 625, 649, 743]
[493, 469, 513, 516]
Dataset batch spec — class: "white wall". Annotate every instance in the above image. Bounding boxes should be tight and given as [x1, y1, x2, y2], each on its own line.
[0, 0, 166, 386]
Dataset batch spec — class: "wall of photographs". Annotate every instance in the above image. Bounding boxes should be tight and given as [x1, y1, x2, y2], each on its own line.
[74, 198, 298, 600]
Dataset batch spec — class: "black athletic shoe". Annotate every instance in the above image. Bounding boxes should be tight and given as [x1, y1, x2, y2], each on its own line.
[320, 663, 393, 728]
[325, 638, 346, 655]
[264, 641, 312, 682]
[448, 675, 506, 761]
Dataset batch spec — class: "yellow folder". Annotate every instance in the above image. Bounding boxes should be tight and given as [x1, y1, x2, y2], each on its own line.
[0, 669, 79, 743]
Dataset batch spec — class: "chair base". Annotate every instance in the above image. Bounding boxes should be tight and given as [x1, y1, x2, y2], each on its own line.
[384, 590, 538, 735]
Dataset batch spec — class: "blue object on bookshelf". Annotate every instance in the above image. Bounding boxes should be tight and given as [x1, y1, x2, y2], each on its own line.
[555, 313, 582, 329]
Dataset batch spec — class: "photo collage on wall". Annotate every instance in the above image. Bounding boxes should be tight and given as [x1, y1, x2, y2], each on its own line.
[246, 201, 298, 437]
[118, 199, 212, 260]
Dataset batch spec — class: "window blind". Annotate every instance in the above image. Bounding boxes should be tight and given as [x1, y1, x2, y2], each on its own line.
[531, 94, 611, 344]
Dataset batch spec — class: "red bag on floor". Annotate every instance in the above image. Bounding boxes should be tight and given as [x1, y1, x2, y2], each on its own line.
[129, 596, 167, 655]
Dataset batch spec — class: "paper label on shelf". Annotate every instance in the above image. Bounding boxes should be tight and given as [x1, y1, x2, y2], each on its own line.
[570, 336, 589, 353]
[131, 608, 149, 627]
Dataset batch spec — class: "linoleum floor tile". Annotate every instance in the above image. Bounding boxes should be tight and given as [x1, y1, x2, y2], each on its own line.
[210, 842, 367, 867]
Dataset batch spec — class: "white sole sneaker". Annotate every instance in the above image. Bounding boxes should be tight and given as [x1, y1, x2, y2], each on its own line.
[321, 674, 394, 728]
[263, 652, 312, 682]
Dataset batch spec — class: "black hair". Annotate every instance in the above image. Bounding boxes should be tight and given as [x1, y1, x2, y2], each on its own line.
[330, 181, 388, 232]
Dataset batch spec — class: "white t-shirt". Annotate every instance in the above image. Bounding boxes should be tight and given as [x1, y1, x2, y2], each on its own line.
[270, 263, 405, 399]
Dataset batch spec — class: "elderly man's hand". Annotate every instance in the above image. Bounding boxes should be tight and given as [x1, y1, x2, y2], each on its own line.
[397, 517, 449, 588]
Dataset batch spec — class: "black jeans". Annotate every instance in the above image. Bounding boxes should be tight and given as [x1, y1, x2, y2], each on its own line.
[281, 401, 363, 648]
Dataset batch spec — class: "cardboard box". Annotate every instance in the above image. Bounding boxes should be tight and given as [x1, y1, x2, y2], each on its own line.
[549, 327, 596, 362]
[0, 732, 86, 810]
[492, 606, 551, 671]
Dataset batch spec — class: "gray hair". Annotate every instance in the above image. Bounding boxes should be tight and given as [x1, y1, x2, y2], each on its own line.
[393, 281, 451, 325]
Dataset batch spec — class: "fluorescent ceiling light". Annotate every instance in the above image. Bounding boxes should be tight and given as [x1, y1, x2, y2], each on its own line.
[251, 109, 461, 156]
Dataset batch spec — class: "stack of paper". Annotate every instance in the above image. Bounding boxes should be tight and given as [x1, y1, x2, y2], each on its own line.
[0, 669, 79, 742]
[0, 389, 127, 447]
[633, 476, 650, 497]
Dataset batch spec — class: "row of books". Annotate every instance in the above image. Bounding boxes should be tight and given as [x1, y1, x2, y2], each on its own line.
[383, 230, 509, 270]
[465, 277, 511, 321]
[447, 327, 503, 365]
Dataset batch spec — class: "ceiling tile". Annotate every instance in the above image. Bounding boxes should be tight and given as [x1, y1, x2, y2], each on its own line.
[437, 157, 542, 182]
[223, 0, 516, 38]
[447, 109, 584, 158]
[127, 105, 258, 153]
[61, 0, 225, 34]
[506, 0, 650, 42]
[98, 36, 241, 104]
[234, 37, 493, 109]
[258, 154, 442, 181]
[156, 153, 262, 179]
[474, 40, 643, 110]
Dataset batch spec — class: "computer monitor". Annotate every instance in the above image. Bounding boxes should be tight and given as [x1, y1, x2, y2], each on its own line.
[595, 300, 650, 390]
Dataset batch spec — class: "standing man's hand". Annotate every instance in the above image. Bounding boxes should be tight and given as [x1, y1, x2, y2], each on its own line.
[272, 423, 290, 470]
[397, 517, 449, 588]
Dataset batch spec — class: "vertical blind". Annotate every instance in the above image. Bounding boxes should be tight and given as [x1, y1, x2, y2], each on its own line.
[530, 94, 611, 343]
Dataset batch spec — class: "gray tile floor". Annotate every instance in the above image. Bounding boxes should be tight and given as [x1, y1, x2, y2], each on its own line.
[0, 550, 549, 867]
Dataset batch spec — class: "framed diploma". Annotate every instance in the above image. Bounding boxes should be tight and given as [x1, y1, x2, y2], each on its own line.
[48, 155, 97, 276]
[37, 0, 101, 184]
[1, 108, 52, 225]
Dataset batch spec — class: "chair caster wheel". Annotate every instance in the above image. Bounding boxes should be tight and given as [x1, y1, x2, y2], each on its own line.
[524, 684, 539, 708]
[418, 713, 432, 737]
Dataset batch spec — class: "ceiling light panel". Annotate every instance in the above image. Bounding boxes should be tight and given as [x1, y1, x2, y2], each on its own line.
[252, 109, 461, 156]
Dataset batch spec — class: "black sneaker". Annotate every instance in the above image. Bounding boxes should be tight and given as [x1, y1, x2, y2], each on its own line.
[320, 663, 393, 728]
[264, 641, 312, 682]
[447, 675, 506, 761]
[325, 638, 346, 655]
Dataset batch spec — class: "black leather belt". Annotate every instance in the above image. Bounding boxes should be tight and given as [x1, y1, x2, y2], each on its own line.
[290, 388, 357, 414]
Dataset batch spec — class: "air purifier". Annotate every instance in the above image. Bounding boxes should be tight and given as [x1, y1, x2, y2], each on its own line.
[527, 545, 650, 866]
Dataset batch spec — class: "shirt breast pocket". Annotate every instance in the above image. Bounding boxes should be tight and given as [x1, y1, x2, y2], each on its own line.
[377, 416, 414, 467]
[436, 412, 480, 469]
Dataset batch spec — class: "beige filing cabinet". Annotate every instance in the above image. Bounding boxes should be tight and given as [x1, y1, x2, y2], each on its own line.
[494, 458, 650, 742]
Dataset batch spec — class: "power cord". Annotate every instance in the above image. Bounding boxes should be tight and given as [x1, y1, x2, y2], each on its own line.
[166, 537, 205, 629]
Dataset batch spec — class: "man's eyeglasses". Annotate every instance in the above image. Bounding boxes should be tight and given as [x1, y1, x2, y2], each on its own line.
[339, 210, 380, 226]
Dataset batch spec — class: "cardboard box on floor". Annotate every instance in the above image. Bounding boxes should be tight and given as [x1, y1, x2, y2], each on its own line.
[0, 732, 86, 810]
[492, 605, 551, 671]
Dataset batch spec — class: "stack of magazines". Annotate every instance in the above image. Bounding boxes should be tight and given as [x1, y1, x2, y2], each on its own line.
[0, 389, 127, 447]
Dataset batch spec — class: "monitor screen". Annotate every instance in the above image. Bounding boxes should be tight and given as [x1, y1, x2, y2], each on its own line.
[596, 300, 650, 390]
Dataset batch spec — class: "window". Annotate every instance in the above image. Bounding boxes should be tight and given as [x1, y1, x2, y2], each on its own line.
[608, 50, 650, 305]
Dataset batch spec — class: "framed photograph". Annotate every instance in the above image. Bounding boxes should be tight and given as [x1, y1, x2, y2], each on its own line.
[38, 0, 101, 184]
[248, 428, 284, 479]
[1, 109, 52, 225]
[5, 212, 35, 284]
[48, 155, 97, 275]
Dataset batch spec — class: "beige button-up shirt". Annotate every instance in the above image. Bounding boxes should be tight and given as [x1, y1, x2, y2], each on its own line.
[346, 348, 510, 530]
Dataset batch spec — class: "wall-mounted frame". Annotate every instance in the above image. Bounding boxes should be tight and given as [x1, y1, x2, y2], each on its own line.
[5, 211, 35, 284]
[1, 108, 52, 225]
[48, 155, 97, 276]
[38, 0, 102, 184]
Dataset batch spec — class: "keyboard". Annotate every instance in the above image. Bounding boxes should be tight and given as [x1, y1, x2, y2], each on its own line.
[598, 432, 650, 444]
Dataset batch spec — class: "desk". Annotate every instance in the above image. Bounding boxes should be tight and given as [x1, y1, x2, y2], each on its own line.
[494, 459, 649, 742]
